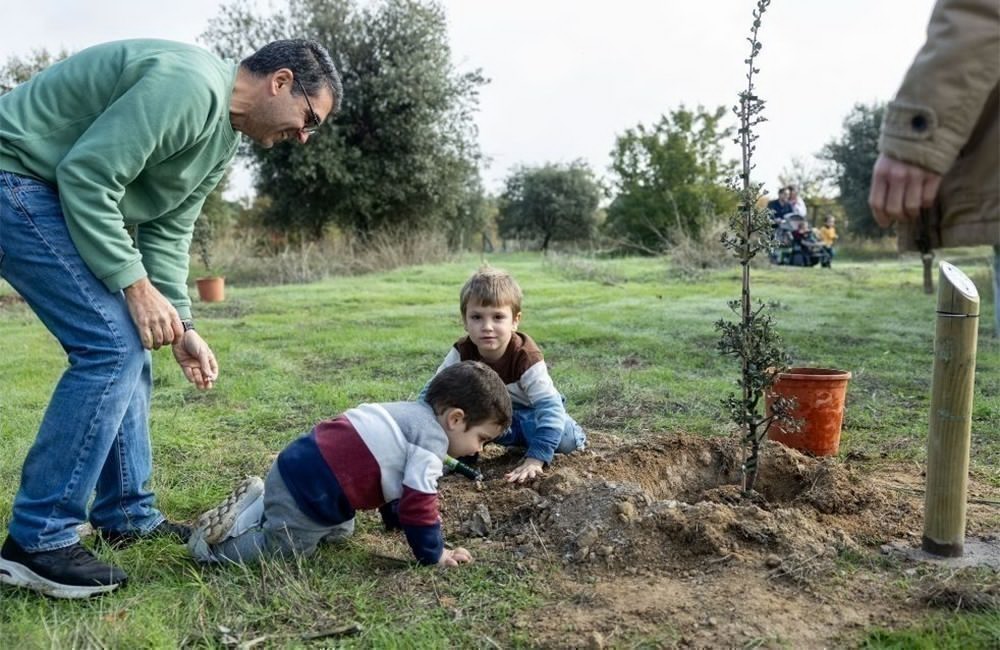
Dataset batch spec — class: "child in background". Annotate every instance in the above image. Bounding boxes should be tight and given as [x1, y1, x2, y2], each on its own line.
[423, 267, 586, 483]
[818, 216, 838, 267]
[187, 360, 511, 567]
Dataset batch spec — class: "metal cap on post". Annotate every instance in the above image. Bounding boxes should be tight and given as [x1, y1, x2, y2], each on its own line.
[922, 262, 979, 557]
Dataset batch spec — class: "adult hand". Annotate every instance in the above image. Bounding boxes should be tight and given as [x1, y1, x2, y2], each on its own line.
[868, 153, 942, 228]
[172, 330, 219, 390]
[124, 277, 184, 349]
[505, 457, 545, 483]
[437, 547, 473, 567]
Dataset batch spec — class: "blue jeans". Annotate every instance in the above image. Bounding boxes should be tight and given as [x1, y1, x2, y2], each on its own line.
[494, 402, 587, 461]
[0, 171, 163, 552]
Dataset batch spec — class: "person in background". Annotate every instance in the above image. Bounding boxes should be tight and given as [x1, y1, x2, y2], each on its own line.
[818, 216, 838, 267]
[787, 185, 807, 218]
[766, 186, 794, 230]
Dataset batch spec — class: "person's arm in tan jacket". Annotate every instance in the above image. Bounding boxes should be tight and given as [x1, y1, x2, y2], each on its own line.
[869, 0, 1000, 226]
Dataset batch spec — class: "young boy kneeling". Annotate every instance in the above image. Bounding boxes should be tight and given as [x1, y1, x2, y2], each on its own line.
[423, 266, 586, 484]
[188, 361, 511, 567]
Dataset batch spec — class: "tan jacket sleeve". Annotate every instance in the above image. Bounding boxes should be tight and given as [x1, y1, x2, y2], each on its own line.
[878, 0, 1000, 174]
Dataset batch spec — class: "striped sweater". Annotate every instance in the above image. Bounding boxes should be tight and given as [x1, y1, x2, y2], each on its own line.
[276, 402, 448, 565]
[430, 332, 566, 463]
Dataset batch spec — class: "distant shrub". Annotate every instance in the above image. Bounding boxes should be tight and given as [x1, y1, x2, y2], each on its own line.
[199, 226, 453, 287]
[666, 218, 736, 278]
[834, 235, 900, 262]
[542, 252, 627, 286]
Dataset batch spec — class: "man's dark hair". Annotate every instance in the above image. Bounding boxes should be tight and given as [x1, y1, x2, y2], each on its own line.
[424, 361, 512, 430]
[241, 39, 343, 114]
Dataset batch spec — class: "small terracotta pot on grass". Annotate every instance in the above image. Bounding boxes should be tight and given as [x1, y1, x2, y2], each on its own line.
[196, 276, 225, 303]
[765, 367, 852, 456]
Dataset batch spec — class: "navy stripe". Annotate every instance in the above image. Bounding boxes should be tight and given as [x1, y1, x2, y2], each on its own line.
[403, 522, 444, 565]
[277, 433, 356, 525]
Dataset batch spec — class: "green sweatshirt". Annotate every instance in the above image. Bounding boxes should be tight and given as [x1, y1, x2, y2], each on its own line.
[0, 39, 240, 319]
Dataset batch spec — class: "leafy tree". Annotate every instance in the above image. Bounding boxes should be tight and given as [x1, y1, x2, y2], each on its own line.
[497, 162, 600, 251]
[447, 175, 494, 251]
[777, 155, 835, 203]
[605, 106, 737, 251]
[1, 48, 69, 95]
[820, 102, 887, 238]
[203, 0, 485, 241]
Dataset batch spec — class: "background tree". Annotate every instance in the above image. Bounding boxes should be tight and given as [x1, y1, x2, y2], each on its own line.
[497, 162, 601, 251]
[605, 105, 737, 252]
[0, 48, 69, 95]
[447, 176, 494, 251]
[777, 155, 835, 204]
[203, 0, 485, 241]
[820, 102, 886, 238]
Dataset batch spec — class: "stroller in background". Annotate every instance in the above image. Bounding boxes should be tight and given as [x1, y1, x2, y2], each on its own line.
[770, 216, 831, 267]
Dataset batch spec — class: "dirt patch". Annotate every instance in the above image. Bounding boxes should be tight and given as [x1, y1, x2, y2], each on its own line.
[438, 432, 1000, 648]
[0, 293, 26, 308]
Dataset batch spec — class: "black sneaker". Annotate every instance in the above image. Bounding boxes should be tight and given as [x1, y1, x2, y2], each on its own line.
[98, 520, 192, 548]
[0, 536, 127, 599]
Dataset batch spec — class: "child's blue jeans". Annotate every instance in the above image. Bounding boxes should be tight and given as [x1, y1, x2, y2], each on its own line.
[494, 401, 586, 462]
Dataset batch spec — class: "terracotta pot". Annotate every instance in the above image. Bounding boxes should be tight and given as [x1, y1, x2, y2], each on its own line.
[765, 367, 851, 456]
[196, 276, 225, 302]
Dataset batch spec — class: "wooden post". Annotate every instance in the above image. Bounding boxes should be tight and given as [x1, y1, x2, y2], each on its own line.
[922, 262, 979, 557]
[922, 252, 935, 294]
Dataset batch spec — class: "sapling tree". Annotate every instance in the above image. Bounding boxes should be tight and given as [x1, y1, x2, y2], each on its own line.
[715, 0, 793, 493]
[193, 214, 217, 277]
[192, 169, 235, 277]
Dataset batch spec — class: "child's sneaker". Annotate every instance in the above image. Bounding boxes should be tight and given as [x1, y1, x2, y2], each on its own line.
[188, 477, 265, 563]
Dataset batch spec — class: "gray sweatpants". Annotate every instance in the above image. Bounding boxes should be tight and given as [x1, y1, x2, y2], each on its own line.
[210, 464, 355, 564]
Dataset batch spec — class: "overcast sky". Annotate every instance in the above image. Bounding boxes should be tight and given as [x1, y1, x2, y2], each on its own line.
[2, 0, 938, 199]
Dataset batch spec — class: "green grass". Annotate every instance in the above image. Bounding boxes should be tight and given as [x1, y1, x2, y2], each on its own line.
[1, 250, 998, 646]
[861, 612, 1000, 650]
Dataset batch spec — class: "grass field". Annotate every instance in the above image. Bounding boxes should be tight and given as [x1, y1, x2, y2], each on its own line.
[0, 249, 997, 647]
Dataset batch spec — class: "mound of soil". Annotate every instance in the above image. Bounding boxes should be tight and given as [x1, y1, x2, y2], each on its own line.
[437, 432, 999, 648]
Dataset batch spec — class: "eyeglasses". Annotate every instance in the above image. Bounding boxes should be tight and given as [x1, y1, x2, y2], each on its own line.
[294, 77, 322, 135]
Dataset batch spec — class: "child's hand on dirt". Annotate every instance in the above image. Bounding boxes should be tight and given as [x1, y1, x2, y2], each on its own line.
[438, 547, 473, 567]
[505, 458, 544, 483]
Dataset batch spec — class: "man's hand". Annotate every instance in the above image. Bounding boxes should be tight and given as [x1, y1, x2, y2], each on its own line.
[868, 153, 942, 228]
[437, 547, 473, 567]
[505, 457, 545, 483]
[124, 278, 183, 349]
[172, 330, 219, 390]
